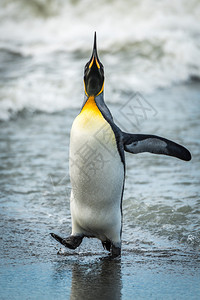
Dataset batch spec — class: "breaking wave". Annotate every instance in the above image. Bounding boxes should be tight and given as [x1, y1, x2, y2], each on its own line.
[0, 0, 200, 120]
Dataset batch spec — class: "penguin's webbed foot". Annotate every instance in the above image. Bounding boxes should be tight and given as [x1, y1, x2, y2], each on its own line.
[102, 240, 111, 252]
[50, 233, 83, 250]
[111, 244, 121, 258]
[102, 240, 121, 258]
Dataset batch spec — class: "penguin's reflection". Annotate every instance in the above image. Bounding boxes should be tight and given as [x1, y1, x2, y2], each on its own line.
[70, 258, 122, 300]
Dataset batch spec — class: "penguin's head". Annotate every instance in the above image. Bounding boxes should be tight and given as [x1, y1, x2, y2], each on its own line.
[84, 32, 104, 97]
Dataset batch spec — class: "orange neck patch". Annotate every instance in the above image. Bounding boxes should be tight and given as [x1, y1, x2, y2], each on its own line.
[81, 96, 102, 117]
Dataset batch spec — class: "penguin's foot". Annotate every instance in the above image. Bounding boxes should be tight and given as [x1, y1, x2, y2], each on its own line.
[50, 233, 83, 250]
[102, 240, 121, 258]
[102, 240, 111, 252]
[111, 244, 121, 258]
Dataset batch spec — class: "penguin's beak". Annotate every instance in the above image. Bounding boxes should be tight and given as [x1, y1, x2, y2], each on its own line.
[88, 32, 101, 70]
[84, 32, 104, 97]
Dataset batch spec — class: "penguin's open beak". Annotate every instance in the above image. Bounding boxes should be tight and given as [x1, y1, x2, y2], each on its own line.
[84, 32, 104, 97]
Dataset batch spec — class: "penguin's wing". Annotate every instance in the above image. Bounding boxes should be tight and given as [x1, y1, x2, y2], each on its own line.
[122, 132, 191, 161]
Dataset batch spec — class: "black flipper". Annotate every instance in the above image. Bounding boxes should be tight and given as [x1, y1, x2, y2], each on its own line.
[123, 132, 191, 161]
[50, 233, 83, 250]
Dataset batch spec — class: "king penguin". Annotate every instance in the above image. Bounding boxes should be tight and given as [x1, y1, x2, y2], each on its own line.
[51, 33, 191, 257]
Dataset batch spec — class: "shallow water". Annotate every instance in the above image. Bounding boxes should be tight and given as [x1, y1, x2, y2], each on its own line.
[1, 251, 200, 300]
[0, 0, 200, 298]
[0, 83, 200, 299]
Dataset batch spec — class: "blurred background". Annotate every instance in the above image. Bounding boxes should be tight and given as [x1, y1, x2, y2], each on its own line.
[0, 0, 200, 119]
[0, 1, 200, 298]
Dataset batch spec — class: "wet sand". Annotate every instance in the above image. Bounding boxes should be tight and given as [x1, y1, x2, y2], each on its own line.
[1, 243, 200, 300]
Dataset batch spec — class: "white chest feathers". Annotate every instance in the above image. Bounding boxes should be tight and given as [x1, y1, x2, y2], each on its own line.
[69, 97, 124, 240]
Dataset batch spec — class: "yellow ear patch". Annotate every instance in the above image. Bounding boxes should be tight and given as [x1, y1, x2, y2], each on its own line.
[84, 81, 89, 97]
[95, 58, 100, 69]
[96, 81, 104, 96]
[89, 57, 94, 69]
[89, 56, 100, 69]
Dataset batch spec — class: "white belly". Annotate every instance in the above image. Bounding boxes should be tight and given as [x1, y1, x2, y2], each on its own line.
[69, 108, 124, 242]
